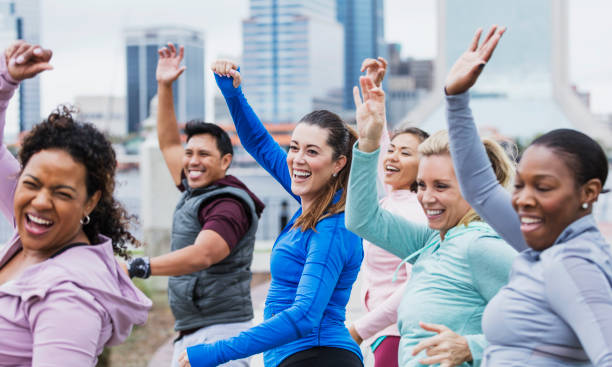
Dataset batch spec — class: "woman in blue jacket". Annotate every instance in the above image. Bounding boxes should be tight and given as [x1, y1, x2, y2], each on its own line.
[444, 26, 612, 366]
[178, 59, 363, 367]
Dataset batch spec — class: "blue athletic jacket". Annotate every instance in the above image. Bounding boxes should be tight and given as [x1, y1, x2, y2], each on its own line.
[186, 72, 363, 367]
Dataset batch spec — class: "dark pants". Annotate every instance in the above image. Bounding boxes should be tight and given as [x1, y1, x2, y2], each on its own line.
[278, 347, 363, 367]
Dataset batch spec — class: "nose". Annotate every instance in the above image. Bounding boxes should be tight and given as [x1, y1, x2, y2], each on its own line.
[419, 187, 436, 205]
[189, 154, 199, 166]
[513, 187, 536, 209]
[31, 189, 53, 210]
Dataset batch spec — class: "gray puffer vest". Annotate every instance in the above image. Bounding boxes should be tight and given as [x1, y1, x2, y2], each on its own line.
[168, 181, 258, 331]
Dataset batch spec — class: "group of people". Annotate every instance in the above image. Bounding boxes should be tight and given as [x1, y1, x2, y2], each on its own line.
[0, 24, 610, 367]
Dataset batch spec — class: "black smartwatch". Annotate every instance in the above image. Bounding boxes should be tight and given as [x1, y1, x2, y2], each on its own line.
[127, 256, 151, 279]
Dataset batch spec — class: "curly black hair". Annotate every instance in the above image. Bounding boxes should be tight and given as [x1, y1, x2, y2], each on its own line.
[18, 106, 140, 259]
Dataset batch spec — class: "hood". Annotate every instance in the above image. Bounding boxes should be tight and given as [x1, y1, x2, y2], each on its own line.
[216, 175, 266, 217]
[1, 234, 152, 347]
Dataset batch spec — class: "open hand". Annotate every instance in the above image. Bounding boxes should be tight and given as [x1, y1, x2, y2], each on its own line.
[157, 43, 186, 87]
[211, 60, 241, 88]
[361, 57, 387, 87]
[353, 76, 385, 152]
[4, 40, 53, 81]
[412, 322, 472, 367]
[178, 350, 191, 367]
[445, 25, 506, 95]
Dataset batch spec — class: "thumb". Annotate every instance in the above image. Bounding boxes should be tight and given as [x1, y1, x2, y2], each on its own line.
[176, 66, 187, 78]
[419, 321, 448, 334]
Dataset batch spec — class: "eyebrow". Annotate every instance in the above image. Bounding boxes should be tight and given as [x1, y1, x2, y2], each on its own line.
[24, 174, 78, 193]
[290, 140, 321, 149]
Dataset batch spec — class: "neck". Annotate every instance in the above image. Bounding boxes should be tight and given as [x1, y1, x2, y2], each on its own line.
[300, 197, 313, 213]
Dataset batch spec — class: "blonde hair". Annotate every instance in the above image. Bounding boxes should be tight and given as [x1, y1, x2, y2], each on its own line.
[418, 130, 515, 227]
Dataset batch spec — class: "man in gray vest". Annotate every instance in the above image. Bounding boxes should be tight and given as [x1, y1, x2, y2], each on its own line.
[128, 43, 265, 367]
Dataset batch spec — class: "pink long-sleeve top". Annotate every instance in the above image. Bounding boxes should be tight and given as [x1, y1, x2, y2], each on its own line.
[0, 55, 151, 366]
[352, 125, 427, 347]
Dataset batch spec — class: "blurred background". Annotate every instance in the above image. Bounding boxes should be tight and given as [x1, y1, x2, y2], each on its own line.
[0, 1, 611, 366]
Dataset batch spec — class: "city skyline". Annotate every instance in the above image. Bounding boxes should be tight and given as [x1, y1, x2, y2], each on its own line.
[0, 0, 608, 137]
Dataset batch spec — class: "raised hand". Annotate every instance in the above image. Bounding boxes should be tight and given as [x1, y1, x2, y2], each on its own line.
[353, 75, 386, 153]
[4, 40, 53, 81]
[156, 43, 186, 87]
[211, 60, 241, 89]
[445, 25, 506, 95]
[178, 350, 191, 367]
[361, 57, 387, 87]
[411, 322, 472, 367]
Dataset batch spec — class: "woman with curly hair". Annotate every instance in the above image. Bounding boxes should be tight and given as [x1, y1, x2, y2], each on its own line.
[0, 41, 151, 366]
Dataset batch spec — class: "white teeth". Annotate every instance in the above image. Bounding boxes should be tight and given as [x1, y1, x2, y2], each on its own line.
[386, 165, 399, 172]
[293, 170, 311, 178]
[27, 214, 52, 226]
[521, 217, 542, 224]
[426, 210, 443, 216]
[188, 170, 203, 178]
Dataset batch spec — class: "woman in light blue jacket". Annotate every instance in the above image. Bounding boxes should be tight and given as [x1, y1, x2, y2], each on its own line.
[346, 76, 517, 367]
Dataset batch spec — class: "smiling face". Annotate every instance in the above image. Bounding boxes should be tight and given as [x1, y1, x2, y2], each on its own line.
[383, 133, 421, 190]
[512, 145, 586, 250]
[14, 149, 99, 256]
[416, 154, 471, 236]
[183, 133, 231, 188]
[287, 123, 346, 210]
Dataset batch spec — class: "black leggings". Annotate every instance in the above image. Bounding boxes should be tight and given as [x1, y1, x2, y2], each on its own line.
[278, 347, 363, 367]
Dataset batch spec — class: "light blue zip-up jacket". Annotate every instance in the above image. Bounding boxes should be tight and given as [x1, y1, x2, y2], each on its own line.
[346, 145, 517, 367]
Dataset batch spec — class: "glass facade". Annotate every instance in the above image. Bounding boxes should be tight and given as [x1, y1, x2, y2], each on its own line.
[125, 27, 205, 133]
[336, 0, 385, 109]
[242, 0, 343, 123]
[419, 0, 573, 139]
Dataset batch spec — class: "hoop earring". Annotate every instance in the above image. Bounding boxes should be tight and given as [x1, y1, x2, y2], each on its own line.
[80, 215, 91, 225]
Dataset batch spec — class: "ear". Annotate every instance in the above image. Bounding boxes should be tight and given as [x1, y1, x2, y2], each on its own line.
[580, 178, 602, 208]
[85, 190, 102, 216]
[220, 153, 233, 171]
[333, 155, 348, 175]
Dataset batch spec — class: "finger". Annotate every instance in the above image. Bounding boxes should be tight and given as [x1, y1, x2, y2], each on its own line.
[377, 56, 388, 70]
[360, 58, 377, 72]
[352, 86, 363, 108]
[14, 44, 38, 64]
[31, 63, 54, 74]
[481, 27, 506, 61]
[175, 65, 186, 78]
[419, 321, 449, 333]
[468, 28, 483, 51]
[224, 62, 231, 76]
[5, 40, 25, 59]
[230, 69, 242, 88]
[178, 45, 184, 63]
[412, 336, 441, 356]
[168, 43, 177, 57]
[419, 354, 449, 366]
[481, 25, 499, 47]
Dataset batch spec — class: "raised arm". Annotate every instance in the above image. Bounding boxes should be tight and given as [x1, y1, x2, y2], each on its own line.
[0, 41, 52, 225]
[346, 76, 433, 259]
[182, 217, 358, 366]
[445, 26, 527, 251]
[212, 61, 297, 201]
[156, 43, 187, 186]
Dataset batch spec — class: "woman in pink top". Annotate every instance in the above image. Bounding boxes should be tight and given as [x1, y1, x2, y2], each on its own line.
[348, 58, 429, 367]
[0, 42, 151, 366]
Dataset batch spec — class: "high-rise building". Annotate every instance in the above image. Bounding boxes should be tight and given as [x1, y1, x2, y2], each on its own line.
[125, 26, 204, 133]
[241, 0, 344, 123]
[336, 0, 385, 110]
[0, 0, 40, 133]
[403, 0, 611, 146]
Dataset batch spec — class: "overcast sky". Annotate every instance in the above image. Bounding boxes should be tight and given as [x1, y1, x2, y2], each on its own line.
[36, 0, 612, 119]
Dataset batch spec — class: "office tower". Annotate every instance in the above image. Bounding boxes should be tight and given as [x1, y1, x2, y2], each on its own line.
[336, 0, 385, 110]
[404, 0, 610, 145]
[0, 0, 40, 132]
[125, 26, 204, 133]
[242, 0, 344, 123]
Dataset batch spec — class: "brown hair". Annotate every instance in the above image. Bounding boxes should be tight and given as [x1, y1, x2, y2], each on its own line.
[418, 130, 515, 227]
[292, 110, 358, 231]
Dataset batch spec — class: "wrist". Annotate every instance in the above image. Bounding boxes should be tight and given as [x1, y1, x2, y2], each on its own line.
[128, 257, 151, 279]
[357, 138, 380, 153]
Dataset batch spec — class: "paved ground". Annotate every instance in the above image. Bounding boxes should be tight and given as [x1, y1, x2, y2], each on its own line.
[147, 251, 374, 367]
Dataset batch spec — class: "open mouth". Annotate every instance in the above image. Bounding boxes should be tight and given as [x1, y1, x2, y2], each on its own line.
[188, 169, 205, 179]
[384, 165, 400, 175]
[293, 169, 311, 182]
[519, 216, 543, 232]
[425, 209, 444, 219]
[25, 213, 54, 235]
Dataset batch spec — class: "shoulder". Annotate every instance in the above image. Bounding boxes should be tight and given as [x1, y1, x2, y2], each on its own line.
[463, 224, 517, 263]
[312, 212, 362, 259]
[541, 236, 612, 280]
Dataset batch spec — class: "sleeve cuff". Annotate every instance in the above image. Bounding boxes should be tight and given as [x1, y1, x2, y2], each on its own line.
[186, 343, 216, 367]
[445, 91, 470, 111]
[353, 141, 381, 158]
[464, 334, 487, 367]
